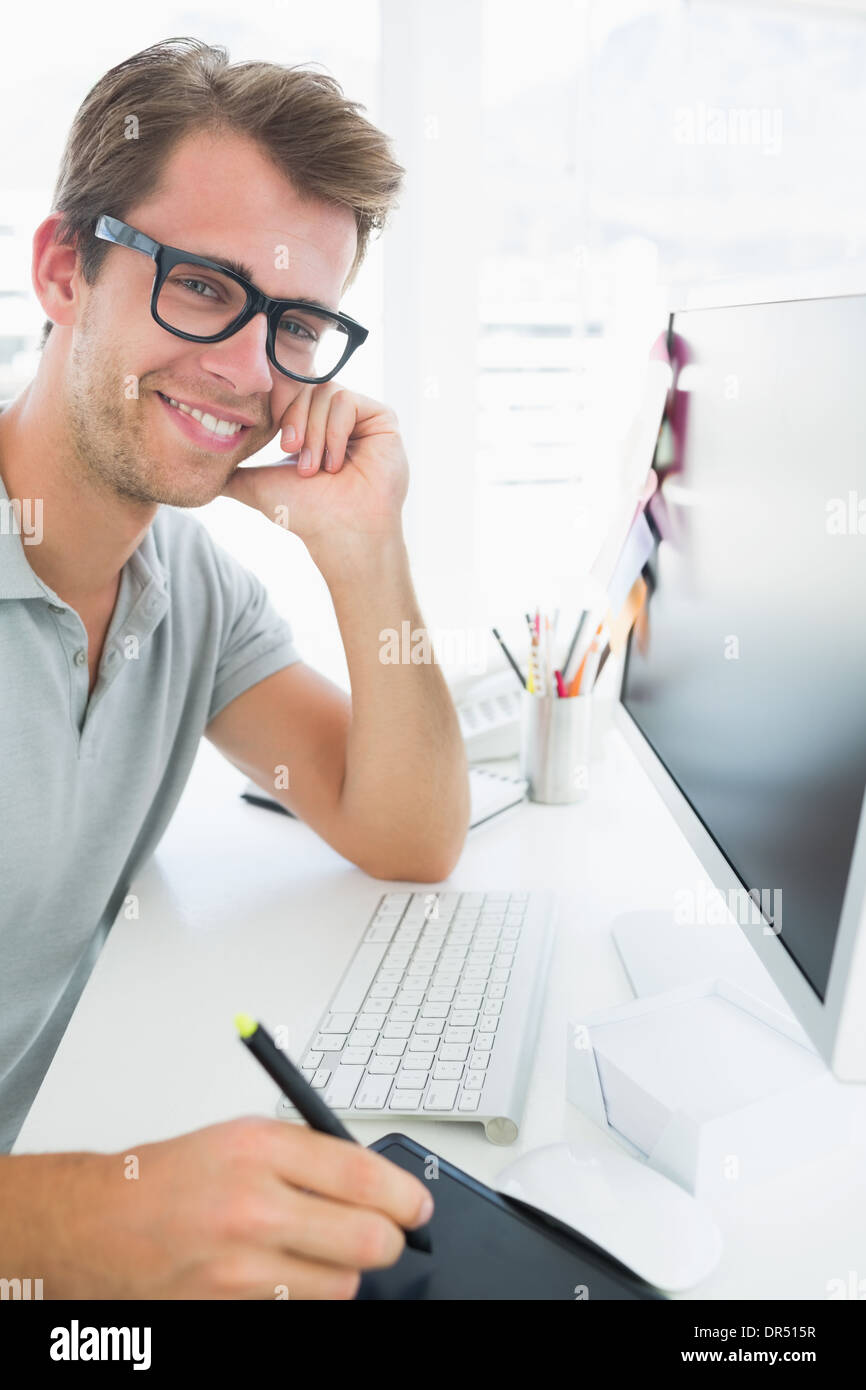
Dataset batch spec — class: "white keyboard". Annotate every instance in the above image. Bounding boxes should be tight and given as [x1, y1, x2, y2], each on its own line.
[280, 889, 557, 1144]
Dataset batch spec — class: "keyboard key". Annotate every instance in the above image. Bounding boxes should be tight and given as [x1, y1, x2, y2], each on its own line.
[365, 924, 398, 942]
[302, 1051, 323, 1069]
[312, 1068, 330, 1088]
[445, 1027, 473, 1043]
[355, 1075, 393, 1109]
[433, 1061, 465, 1081]
[455, 993, 483, 1009]
[424, 1082, 459, 1110]
[312, 1033, 346, 1052]
[473, 1035, 494, 1051]
[426, 989, 454, 1003]
[469, 1051, 490, 1069]
[397, 990, 425, 1007]
[358, 1012, 386, 1030]
[450, 1011, 478, 1027]
[348, 1029, 379, 1047]
[483, 1001, 502, 1016]
[383, 1022, 412, 1038]
[330, 942, 388, 1012]
[390, 1090, 423, 1110]
[375, 969, 404, 984]
[439, 1043, 469, 1062]
[323, 1013, 356, 1034]
[369, 983, 397, 999]
[458, 1092, 480, 1111]
[421, 1003, 450, 1018]
[408, 1037, 438, 1052]
[414, 1019, 444, 1035]
[301, 1068, 315, 1082]
[487, 984, 506, 999]
[490, 969, 510, 983]
[463, 1070, 486, 1090]
[477, 1018, 499, 1034]
[389, 1006, 419, 1022]
[342, 1046, 372, 1065]
[377, 1039, 406, 1056]
[324, 1066, 364, 1108]
[368, 1056, 400, 1075]
[398, 1055, 432, 1073]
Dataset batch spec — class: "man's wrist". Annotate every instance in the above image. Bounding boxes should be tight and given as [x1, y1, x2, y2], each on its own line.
[306, 526, 410, 591]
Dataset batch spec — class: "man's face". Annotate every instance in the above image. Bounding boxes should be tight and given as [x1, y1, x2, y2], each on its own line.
[64, 127, 358, 508]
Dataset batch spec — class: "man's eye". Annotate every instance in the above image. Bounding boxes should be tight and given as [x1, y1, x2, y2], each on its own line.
[177, 277, 219, 299]
[279, 318, 317, 341]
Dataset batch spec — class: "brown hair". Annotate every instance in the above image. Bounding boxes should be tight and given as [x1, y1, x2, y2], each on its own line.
[40, 36, 405, 345]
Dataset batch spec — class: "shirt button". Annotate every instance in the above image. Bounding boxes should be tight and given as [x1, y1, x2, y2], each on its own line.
[49, 603, 65, 613]
[74, 648, 87, 667]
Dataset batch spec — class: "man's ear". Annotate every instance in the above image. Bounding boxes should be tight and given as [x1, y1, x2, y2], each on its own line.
[32, 213, 82, 331]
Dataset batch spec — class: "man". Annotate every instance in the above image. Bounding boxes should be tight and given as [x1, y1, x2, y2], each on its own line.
[0, 37, 470, 1297]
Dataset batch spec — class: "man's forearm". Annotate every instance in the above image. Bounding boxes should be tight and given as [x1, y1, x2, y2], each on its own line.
[308, 528, 470, 881]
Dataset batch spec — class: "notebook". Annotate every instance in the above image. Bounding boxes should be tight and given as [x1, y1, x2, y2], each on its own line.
[241, 765, 528, 830]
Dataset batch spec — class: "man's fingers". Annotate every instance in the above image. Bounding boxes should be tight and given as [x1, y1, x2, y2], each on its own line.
[225, 1178, 408, 1271]
[261, 1123, 434, 1234]
[278, 382, 315, 457]
[200, 1246, 362, 1301]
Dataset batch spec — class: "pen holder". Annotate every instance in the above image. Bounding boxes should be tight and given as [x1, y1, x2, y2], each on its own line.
[519, 688, 592, 804]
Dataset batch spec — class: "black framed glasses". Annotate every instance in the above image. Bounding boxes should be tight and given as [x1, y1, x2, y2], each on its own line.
[94, 214, 368, 384]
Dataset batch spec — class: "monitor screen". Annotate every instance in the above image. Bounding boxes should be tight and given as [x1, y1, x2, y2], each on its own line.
[621, 296, 866, 1001]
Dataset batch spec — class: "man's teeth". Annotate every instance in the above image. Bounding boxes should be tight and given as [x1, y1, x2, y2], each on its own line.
[166, 397, 245, 436]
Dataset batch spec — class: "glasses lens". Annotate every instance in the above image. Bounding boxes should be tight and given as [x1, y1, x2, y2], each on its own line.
[157, 263, 249, 337]
[273, 307, 349, 381]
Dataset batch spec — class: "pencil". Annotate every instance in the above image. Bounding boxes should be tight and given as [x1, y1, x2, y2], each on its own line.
[491, 627, 526, 689]
[562, 610, 589, 682]
[235, 1014, 433, 1254]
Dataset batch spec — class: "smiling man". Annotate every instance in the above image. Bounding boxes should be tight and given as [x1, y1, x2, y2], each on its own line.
[0, 37, 469, 1297]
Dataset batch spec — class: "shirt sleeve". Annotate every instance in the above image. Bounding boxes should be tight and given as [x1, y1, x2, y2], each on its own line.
[204, 539, 302, 724]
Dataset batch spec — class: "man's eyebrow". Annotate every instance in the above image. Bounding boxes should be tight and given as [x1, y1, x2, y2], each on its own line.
[195, 249, 338, 312]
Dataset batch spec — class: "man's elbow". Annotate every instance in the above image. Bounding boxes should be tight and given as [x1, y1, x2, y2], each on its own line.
[360, 825, 469, 884]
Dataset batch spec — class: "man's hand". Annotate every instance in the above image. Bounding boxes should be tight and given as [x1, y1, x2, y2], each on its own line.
[220, 383, 409, 553]
[0, 1118, 434, 1299]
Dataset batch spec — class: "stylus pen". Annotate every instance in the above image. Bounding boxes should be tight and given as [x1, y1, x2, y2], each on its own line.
[234, 1014, 432, 1254]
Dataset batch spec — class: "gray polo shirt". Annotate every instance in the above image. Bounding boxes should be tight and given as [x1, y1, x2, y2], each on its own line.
[0, 433, 301, 1152]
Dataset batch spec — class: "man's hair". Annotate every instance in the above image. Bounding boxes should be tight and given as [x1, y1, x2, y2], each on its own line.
[40, 36, 405, 347]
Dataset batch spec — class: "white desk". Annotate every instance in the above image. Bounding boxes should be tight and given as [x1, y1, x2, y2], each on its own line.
[15, 726, 866, 1299]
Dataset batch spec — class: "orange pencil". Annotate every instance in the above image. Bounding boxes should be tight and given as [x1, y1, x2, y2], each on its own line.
[568, 622, 603, 696]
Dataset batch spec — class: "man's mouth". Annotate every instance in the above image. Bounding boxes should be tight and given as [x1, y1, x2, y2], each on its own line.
[156, 391, 253, 451]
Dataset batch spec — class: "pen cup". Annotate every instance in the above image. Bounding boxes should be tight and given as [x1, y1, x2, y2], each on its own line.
[519, 688, 592, 804]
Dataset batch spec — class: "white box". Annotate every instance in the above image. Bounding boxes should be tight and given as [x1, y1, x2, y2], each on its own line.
[566, 978, 857, 1199]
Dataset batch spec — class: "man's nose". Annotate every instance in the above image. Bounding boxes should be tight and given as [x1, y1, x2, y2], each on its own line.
[197, 311, 275, 400]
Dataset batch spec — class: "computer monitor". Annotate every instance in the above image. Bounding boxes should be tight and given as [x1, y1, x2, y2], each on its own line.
[616, 293, 866, 1081]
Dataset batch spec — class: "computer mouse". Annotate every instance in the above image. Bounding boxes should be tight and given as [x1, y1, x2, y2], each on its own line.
[495, 1140, 723, 1293]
